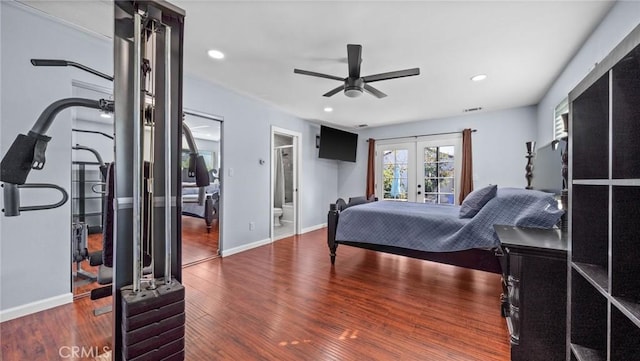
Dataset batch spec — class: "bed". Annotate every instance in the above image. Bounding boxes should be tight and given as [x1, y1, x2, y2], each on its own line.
[182, 180, 219, 232]
[327, 187, 563, 274]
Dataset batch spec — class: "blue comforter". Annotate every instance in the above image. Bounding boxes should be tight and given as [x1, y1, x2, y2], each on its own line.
[182, 183, 219, 218]
[335, 188, 563, 252]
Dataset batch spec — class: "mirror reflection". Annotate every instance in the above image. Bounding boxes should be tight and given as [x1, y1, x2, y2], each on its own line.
[180, 111, 221, 266]
[71, 81, 114, 299]
[70, 84, 223, 297]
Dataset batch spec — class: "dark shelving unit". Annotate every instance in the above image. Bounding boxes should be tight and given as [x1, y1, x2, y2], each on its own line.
[568, 23, 640, 361]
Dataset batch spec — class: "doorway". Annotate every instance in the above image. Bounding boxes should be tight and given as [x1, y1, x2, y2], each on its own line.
[181, 110, 223, 266]
[271, 127, 301, 241]
[375, 134, 462, 204]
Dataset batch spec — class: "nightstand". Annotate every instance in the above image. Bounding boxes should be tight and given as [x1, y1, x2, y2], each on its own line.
[495, 225, 568, 361]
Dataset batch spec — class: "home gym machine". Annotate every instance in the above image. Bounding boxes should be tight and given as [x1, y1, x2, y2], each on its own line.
[112, 1, 186, 360]
[1, 1, 187, 360]
[1, 99, 113, 216]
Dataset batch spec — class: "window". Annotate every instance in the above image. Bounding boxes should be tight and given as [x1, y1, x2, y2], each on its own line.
[382, 148, 409, 200]
[423, 145, 456, 204]
[554, 98, 569, 140]
[375, 135, 461, 203]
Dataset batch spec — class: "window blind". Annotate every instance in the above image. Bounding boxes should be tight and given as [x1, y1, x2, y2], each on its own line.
[554, 98, 568, 140]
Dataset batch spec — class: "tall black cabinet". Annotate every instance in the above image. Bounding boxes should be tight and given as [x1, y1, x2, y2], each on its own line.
[568, 23, 640, 360]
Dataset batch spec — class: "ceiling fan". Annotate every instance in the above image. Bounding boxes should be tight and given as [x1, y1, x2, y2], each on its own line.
[294, 44, 420, 99]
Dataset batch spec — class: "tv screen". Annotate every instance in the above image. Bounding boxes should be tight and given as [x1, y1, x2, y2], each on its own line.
[318, 125, 358, 162]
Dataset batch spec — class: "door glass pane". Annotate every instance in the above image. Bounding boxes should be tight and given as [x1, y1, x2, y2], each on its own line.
[424, 178, 437, 193]
[382, 148, 408, 200]
[422, 145, 455, 204]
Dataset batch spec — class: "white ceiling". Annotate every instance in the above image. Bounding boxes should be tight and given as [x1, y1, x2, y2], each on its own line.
[19, 0, 615, 129]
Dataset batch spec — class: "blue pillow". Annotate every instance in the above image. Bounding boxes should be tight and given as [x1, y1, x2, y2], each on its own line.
[459, 185, 498, 218]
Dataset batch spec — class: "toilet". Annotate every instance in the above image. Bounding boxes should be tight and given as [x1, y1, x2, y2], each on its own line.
[273, 208, 283, 226]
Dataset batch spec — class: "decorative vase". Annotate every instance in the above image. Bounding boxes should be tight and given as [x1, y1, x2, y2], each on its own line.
[525, 141, 536, 189]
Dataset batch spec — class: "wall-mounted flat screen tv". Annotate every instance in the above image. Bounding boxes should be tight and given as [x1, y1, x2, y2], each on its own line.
[318, 125, 358, 162]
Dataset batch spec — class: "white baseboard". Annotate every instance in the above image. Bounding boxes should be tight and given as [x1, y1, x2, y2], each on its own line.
[301, 223, 327, 234]
[221, 224, 327, 258]
[221, 237, 272, 257]
[0, 293, 73, 323]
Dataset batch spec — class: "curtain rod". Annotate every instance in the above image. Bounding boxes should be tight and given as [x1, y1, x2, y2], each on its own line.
[366, 129, 477, 142]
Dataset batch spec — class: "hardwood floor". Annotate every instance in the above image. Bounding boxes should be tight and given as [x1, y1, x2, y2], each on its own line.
[1, 228, 510, 361]
[181, 215, 219, 266]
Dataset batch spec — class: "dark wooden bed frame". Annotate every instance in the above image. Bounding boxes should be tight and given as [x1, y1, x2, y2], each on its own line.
[326, 198, 504, 275]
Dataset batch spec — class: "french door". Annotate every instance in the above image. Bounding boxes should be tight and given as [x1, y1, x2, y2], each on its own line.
[375, 135, 462, 204]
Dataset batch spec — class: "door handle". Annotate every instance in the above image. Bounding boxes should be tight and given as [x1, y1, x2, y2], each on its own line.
[417, 191, 422, 195]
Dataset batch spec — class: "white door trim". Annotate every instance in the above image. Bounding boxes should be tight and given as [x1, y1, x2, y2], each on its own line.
[270, 126, 302, 241]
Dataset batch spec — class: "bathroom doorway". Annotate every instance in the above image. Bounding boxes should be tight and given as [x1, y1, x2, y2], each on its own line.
[271, 127, 301, 241]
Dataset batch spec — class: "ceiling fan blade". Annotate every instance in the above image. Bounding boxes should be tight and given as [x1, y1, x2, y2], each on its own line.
[323, 85, 345, 97]
[364, 84, 387, 98]
[294, 69, 343, 82]
[362, 68, 420, 83]
[347, 44, 362, 79]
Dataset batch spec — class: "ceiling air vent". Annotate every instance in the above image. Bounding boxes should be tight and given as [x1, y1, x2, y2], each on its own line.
[464, 107, 483, 113]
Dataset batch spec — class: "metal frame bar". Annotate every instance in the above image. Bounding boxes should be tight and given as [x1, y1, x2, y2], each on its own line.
[132, 11, 143, 293]
[164, 24, 173, 283]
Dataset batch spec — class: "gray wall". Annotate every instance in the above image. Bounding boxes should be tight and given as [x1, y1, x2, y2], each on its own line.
[338, 106, 538, 199]
[536, 1, 640, 145]
[0, 2, 113, 311]
[0, 2, 337, 315]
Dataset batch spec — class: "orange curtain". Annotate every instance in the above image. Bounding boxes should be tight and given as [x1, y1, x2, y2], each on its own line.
[366, 138, 376, 198]
[458, 129, 474, 204]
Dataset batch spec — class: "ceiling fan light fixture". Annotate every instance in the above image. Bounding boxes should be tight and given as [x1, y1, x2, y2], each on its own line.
[344, 87, 363, 98]
[324, 107, 333, 112]
[344, 77, 364, 97]
[294, 44, 419, 99]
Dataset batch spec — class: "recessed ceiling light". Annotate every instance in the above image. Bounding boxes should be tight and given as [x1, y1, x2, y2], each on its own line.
[324, 107, 333, 112]
[207, 49, 225, 60]
[471, 74, 487, 82]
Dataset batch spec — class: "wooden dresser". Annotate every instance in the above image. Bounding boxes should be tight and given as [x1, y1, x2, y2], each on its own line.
[496, 225, 568, 361]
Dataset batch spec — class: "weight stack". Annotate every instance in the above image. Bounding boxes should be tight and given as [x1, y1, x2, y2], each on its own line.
[121, 278, 185, 361]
